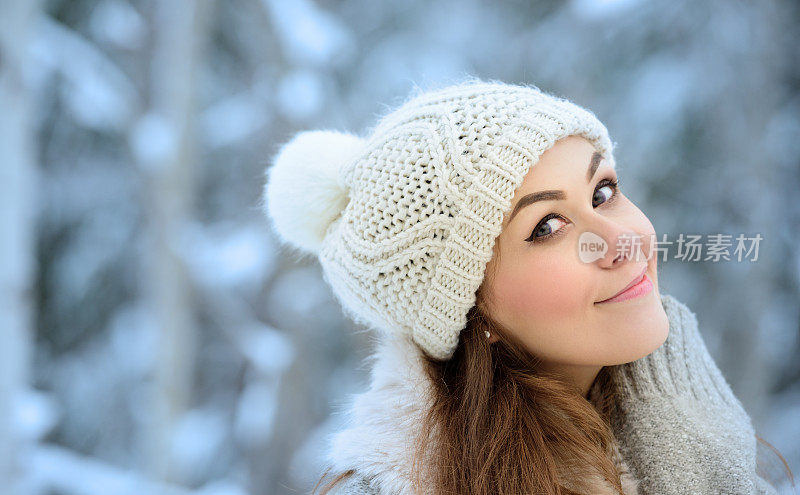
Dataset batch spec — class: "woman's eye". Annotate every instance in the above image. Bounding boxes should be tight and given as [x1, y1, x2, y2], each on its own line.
[526, 214, 567, 243]
[593, 184, 614, 207]
[526, 178, 621, 244]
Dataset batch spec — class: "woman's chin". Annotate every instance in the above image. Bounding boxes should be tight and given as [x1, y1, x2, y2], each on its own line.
[631, 303, 670, 361]
[600, 301, 670, 365]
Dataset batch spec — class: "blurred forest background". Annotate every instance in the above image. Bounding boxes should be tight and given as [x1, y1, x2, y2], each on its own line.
[1, 0, 799, 494]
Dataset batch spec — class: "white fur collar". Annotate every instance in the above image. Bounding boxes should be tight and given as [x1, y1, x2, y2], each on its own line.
[325, 333, 639, 494]
[326, 334, 432, 493]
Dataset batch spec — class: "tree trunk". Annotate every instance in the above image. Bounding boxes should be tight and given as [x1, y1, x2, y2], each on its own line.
[137, 0, 211, 485]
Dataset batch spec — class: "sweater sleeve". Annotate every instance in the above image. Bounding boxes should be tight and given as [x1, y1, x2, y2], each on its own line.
[607, 293, 779, 495]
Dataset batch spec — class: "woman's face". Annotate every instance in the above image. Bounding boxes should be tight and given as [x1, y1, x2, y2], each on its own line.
[482, 135, 669, 373]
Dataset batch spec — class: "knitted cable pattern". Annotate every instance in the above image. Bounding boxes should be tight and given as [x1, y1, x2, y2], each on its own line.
[264, 79, 617, 360]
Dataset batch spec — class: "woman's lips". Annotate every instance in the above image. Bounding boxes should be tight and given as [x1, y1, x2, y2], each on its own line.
[595, 267, 653, 304]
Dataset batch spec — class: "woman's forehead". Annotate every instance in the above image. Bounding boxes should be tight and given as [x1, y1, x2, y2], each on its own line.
[520, 136, 600, 186]
[503, 137, 608, 222]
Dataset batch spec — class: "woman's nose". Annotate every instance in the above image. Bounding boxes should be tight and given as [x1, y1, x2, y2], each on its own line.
[591, 223, 650, 269]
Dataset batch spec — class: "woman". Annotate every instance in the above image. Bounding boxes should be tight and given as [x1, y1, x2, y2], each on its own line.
[263, 78, 789, 494]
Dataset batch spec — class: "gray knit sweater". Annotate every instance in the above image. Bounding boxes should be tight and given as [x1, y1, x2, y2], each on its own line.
[323, 293, 779, 494]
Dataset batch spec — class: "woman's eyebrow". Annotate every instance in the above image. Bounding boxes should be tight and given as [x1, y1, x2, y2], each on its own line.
[505, 151, 603, 227]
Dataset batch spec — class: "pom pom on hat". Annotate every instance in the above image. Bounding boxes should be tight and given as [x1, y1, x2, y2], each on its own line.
[263, 130, 364, 256]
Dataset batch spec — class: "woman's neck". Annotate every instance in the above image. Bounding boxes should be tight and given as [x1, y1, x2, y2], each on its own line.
[537, 360, 603, 399]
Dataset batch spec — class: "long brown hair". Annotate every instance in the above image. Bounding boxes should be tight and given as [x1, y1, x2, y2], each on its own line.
[314, 237, 629, 494]
[314, 239, 795, 494]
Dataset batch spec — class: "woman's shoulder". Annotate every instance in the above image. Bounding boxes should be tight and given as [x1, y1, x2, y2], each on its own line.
[323, 334, 433, 494]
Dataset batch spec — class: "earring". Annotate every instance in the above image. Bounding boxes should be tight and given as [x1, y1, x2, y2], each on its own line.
[484, 330, 491, 339]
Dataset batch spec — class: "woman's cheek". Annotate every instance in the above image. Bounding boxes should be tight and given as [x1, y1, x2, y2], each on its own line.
[497, 255, 583, 322]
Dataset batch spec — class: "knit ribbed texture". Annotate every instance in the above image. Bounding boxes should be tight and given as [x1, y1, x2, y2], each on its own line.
[607, 293, 778, 495]
[313, 80, 616, 360]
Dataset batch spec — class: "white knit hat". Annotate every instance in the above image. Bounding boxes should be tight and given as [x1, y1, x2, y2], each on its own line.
[263, 78, 616, 360]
